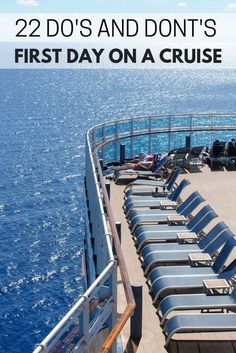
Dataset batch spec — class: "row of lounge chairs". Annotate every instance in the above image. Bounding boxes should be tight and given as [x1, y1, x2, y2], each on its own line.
[122, 169, 236, 348]
[112, 146, 205, 184]
[113, 154, 170, 184]
[169, 146, 205, 169]
[108, 141, 236, 184]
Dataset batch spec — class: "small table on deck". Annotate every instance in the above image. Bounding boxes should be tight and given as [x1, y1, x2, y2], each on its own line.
[188, 253, 213, 267]
[177, 232, 198, 244]
[159, 200, 178, 210]
[203, 279, 230, 295]
[167, 215, 187, 225]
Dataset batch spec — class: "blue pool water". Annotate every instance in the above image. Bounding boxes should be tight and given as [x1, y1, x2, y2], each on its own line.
[0, 69, 236, 352]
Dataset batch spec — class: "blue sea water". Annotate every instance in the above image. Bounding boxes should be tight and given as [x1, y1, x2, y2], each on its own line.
[0, 69, 236, 353]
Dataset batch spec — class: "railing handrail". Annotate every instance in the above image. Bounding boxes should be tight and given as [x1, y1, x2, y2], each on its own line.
[94, 150, 135, 353]
[89, 113, 236, 131]
[33, 131, 119, 353]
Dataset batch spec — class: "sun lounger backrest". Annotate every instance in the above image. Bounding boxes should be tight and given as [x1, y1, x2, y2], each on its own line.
[173, 147, 191, 159]
[188, 146, 205, 158]
[198, 221, 229, 249]
[227, 142, 236, 157]
[186, 205, 217, 231]
[220, 258, 236, 281]
[202, 227, 232, 255]
[179, 194, 205, 217]
[176, 147, 191, 154]
[165, 167, 182, 190]
[191, 209, 218, 234]
[177, 191, 200, 213]
[211, 141, 225, 157]
[169, 179, 190, 201]
[152, 155, 169, 173]
[164, 168, 175, 182]
[213, 234, 236, 273]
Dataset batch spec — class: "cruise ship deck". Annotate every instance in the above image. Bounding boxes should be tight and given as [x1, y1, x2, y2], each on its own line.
[110, 166, 236, 353]
[33, 114, 236, 353]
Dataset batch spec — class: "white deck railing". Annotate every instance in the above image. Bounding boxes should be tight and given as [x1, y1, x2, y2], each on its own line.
[91, 113, 236, 163]
[33, 129, 119, 353]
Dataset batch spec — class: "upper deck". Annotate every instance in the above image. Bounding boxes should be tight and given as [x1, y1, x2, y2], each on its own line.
[33, 114, 236, 353]
[111, 166, 236, 353]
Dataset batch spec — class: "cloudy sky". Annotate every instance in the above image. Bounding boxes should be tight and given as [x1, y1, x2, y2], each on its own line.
[0, 0, 236, 13]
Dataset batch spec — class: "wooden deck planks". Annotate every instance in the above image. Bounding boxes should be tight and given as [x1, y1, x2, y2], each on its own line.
[178, 167, 236, 234]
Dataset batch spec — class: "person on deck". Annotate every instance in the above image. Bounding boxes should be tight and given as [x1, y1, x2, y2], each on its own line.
[112, 152, 154, 171]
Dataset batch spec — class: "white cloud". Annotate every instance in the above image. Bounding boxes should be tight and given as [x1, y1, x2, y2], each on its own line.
[16, 0, 40, 7]
[178, 2, 188, 7]
[226, 3, 236, 11]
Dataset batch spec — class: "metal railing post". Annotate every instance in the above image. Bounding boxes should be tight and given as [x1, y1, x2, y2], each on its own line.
[99, 159, 104, 170]
[148, 116, 152, 153]
[130, 284, 143, 339]
[115, 222, 121, 244]
[168, 115, 171, 151]
[185, 135, 191, 148]
[190, 114, 193, 132]
[120, 144, 126, 165]
[115, 121, 119, 161]
[105, 182, 111, 200]
[82, 301, 90, 352]
[113, 222, 121, 257]
[102, 124, 106, 161]
[130, 118, 134, 158]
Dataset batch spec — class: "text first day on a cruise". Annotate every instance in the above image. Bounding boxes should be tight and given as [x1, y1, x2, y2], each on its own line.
[15, 47, 222, 65]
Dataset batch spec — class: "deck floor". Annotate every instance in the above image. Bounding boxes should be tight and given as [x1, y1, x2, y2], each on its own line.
[109, 166, 236, 353]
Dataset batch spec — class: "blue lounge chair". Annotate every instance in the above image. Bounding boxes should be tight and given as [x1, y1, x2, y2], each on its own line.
[184, 146, 205, 169]
[140, 220, 229, 260]
[124, 179, 190, 216]
[136, 210, 217, 252]
[147, 222, 229, 286]
[209, 141, 226, 168]
[114, 155, 169, 184]
[124, 167, 182, 199]
[159, 289, 236, 326]
[150, 237, 236, 304]
[127, 191, 202, 223]
[124, 167, 182, 192]
[128, 192, 205, 233]
[141, 226, 233, 275]
[134, 205, 217, 250]
[171, 147, 191, 167]
[164, 313, 236, 348]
